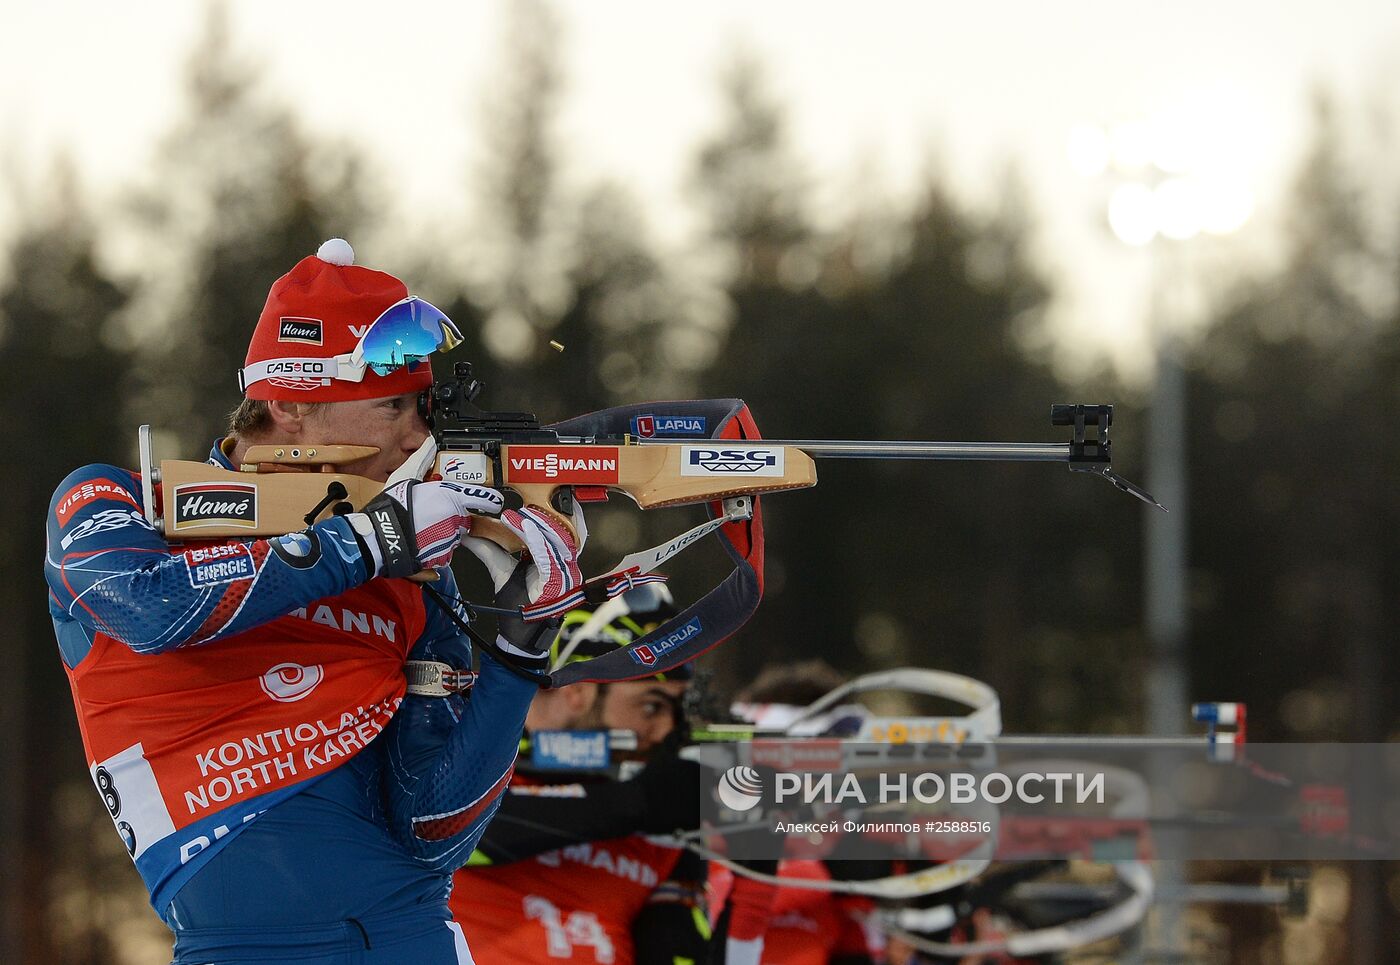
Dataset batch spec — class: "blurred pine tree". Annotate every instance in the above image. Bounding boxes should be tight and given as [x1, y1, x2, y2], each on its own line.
[0, 164, 151, 963]
[124, 1, 372, 452]
[689, 54, 1144, 732]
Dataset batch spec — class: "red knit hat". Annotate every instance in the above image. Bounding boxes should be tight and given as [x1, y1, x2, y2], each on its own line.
[239, 239, 436, 402]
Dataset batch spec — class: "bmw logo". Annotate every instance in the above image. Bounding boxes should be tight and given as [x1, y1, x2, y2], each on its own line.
[118, 821, 137, 856]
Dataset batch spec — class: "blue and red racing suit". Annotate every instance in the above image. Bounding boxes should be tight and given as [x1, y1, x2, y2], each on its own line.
[45, 441, 535, 963]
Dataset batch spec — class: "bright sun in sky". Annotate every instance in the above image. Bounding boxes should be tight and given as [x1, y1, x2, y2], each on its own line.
[3, 0, 1400, 378]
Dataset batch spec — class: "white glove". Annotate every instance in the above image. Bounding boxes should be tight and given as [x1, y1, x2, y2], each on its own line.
[385, 433, 439, 488]
[352, 480, 505, 578]
[462, 504, 587, 596]
[463, 504, 586, 668]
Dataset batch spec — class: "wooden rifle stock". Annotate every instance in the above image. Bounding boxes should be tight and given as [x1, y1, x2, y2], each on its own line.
[143, 434, 818, 548]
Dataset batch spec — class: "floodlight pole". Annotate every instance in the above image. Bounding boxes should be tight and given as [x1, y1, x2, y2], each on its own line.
[1140, 245, 1190, 963]
[1144, 284, 1189, 739]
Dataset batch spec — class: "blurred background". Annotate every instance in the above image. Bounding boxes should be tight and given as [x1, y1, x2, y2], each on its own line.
[2, 0, 1398, 960]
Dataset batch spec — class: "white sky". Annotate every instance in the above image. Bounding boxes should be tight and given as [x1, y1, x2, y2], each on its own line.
[3, 0, 1400, 376]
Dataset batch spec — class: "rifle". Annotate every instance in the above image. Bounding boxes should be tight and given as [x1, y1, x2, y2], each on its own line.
[137, 364, 1160, 684]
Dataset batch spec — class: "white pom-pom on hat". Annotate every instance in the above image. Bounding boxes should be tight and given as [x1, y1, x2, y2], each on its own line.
[316, 238, 355, 266]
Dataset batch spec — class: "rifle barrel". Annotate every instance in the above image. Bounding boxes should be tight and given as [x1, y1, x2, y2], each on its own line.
[747, 440, 1073, 462]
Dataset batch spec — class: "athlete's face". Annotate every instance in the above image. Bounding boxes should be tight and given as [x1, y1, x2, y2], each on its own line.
[303, 393, 431, 482]
[597, 680, 689, 754]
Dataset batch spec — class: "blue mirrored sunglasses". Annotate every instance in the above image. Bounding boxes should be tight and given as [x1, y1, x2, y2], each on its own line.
[353, 296, 462, 376]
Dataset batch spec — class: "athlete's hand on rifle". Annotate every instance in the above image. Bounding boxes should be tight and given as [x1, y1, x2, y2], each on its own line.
[354, 480, 506, 579]
[464, 504, 587, 671]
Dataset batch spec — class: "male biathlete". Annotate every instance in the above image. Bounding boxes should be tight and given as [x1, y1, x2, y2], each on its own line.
[46, 239, 580, 964]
